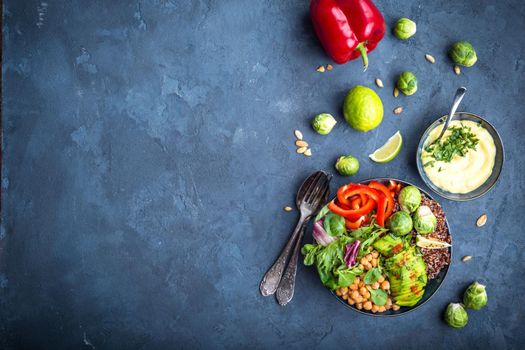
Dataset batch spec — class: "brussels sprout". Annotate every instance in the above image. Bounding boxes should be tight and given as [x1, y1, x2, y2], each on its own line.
[449, 41, 477, 67]
[444, 303, 468, 329]
[413, 205, 437, 234]
[386, 211, 413, 236]
[398, 186, 421, 213]
[393, 18, 416, 40]
[335, 155, 359, 176]
[396, 72, 418, 96]
[312, 113, 337, 135]
[463, 282, 487, 310]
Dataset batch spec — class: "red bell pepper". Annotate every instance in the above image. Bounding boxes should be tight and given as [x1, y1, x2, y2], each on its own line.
[310, 0, 386, 70]
[368, 181, 394, 220]
[345, 216, 365, 230]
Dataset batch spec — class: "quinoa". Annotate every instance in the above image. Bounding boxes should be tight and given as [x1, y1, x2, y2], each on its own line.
[418, 195, 451, 279]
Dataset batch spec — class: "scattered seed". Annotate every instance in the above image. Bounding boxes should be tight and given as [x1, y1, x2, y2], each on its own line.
[393, 87, 400, 98]
[295, 140, 308, 147]
[375, 78, 384, 88]
[316, 65, 325, 73]
[294, 130, 303, 140]
[476, 214, 487, 227]
[283, 206, 293, 212]
[304, 148, 312, 156]
[393, 106, 403, 115]
[326, 64, 333, 71]
[462, 255, 472, 262]
[425, 54, 436, 64]
[454, 65, 461, 75]
[297, 146, 307, 154]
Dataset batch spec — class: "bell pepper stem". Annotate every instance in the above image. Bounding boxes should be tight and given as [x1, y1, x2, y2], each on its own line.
[355, 42, 369, 71]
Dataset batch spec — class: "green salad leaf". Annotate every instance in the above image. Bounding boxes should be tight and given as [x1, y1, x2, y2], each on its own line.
[314, 204, 330, 222]
[323, 213, 346, 237]
[369, 288, 388, 306]
[363, 267, 382, 285]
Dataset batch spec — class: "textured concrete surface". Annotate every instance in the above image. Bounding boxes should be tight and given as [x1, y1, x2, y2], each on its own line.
[1, 0, 524, 349]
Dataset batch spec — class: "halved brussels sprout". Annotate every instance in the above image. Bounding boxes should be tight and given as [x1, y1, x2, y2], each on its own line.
[413, 205, 437, 234]
[396, 72, 418, 96]
[386, 211, 413, 236]
[393, 18, 416, 40]
[444, 303, 468, 329]
[463, 282, 487, 310]
[398, 186, 421, 213]
[449, 41, 477, 67]
[335, 155, 359, 176]
[312, 113, 337, 135]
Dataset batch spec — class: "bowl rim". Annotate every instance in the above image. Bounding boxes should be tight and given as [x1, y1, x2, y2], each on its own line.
[416, 111, 505, 201]
[329, 177, 452, 317]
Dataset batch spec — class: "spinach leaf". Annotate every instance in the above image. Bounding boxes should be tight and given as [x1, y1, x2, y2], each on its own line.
[314, 205, 330, 222]
[301, 244, 319, 266]
[369, 288, 388, 306]
[363, 267, 382, 284]
[323, 213, 346, 237]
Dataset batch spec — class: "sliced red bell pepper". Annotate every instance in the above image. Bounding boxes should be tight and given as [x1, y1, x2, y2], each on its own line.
[368, 181, 394, 219]
[329, 199, 375, 221]
[345, 216, 365, 230]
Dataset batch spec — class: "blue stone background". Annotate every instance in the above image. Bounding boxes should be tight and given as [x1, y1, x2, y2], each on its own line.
[1, 0, 524, 348]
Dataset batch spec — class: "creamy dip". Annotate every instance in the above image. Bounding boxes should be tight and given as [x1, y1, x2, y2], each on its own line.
[421, 120, 496, 194]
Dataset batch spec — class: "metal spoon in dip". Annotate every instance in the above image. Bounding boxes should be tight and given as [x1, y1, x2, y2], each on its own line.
[432, 87, 467, 145]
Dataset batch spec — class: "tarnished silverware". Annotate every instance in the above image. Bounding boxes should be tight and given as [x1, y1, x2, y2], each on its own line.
[259, 171, 331, 297]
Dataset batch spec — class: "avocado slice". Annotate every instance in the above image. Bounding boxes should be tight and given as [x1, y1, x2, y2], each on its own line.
[373, 234, 404, 257]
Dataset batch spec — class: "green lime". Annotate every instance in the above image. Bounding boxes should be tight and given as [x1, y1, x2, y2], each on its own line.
[369, 131, 403, 163]
[343, 86, 384, 132]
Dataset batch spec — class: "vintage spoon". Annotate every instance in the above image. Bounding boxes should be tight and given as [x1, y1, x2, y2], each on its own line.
[432, 87, 467, 145]
[259, 171, 331, 297]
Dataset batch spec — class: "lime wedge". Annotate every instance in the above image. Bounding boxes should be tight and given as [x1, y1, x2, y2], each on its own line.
[416, 235, 451, 249]
[369, 131, 403, 163]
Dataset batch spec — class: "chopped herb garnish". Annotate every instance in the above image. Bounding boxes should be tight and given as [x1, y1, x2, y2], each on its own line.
[423, 160, 436, 168]
[424, 124, 479, 163]
[438, 167, 443, 172]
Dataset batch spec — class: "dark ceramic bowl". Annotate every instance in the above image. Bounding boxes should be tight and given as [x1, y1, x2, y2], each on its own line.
[416, 112, 504, 201]
[328, 178, 452, 317]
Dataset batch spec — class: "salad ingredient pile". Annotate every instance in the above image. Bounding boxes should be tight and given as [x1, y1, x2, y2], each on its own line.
[310, 0, 386, 69]
[302, 180, 452, 314]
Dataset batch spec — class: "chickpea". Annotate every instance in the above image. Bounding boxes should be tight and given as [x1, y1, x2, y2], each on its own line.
[363, 291, 371, 299]
[347, 298, 355, 305]
[358, 263, 364, 270]
[358, 281, 365, 288]
[359, 287, 368, 296]
[354, 277, 360, 285]
[371, 305, 379, 313]
[350, 284, 358, 291]
[378, 306, 386, 312]
[371, 282, 380, 290]
[381, 280, 390, 290]
[371, 258, 377, 267]
[351, 291, 360, 300]
[366, 254, 373, 262]
[378, 275, 385, 283]
[356, 302, 363, 310]
[342, 294, 348, 300]
[364, 263, 372, 271]
[371, 251, 379, 259]
[340, 287, 348, 295]
[360, 257, 367, 265]
[363, 301, 373, 310]
[392, 304, 400, 311]
[336, 289, 342, 296]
